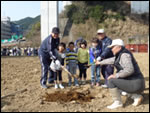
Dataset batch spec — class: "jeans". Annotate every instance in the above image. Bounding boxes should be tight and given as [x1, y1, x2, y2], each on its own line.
[67, 63, 78, 85]
[101, 65, 114, 85]
[91, 65, 100, 83]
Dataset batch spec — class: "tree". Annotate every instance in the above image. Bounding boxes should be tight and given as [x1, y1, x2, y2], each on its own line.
[88, 5, 104, 22]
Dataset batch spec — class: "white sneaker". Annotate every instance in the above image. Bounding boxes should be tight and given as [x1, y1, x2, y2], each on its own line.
[107, 101, 123, 109]
[55, 84, 58, 89]
[131, 94, 143, 106]
[101, 84, 108, 88]
[75, 84, 79, 87]
[59, 84, 64, 89]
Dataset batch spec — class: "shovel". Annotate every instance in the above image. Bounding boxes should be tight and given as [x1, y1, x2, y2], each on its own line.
[61, 66, 79, 79]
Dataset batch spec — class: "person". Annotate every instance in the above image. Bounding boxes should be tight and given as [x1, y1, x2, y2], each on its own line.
[89, 37, 102, 86]
[96, 29, 114, 88]
[27, 47, 31, 56]
[74, 37, 83, 52]
[50, 42, 66, 89]
[66, 42, 79, 87]
[17, 47, 21, 56]
[96, 39, 145, 109]
[77, 39, 89, 85]
[38, 27, 60, 88]
[6, 47, 10, 56]
[24, 47, 27, 56]
[13, 47, 17, 56]
[21, 48, 24, 56]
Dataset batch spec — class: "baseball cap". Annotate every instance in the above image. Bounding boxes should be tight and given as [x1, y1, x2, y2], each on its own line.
[108, 39, 124, 48]
[97, 29, 105, 34]
[52, 27, 60, 34]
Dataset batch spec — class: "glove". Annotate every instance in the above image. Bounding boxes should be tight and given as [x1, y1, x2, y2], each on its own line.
[96, 56, 102, 61]
[61, 53, 66, 59]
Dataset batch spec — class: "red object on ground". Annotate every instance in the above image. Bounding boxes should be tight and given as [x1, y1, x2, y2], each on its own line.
[125, 44, 148, 52]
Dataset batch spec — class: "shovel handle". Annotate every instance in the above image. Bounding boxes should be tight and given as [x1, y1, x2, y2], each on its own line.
[61, 66, 78, 79]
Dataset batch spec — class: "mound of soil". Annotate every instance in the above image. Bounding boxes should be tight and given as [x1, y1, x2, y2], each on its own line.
[42, 90, 94, 103]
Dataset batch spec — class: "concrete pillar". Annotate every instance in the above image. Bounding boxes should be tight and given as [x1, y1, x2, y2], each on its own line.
[41, 1, 58, 42]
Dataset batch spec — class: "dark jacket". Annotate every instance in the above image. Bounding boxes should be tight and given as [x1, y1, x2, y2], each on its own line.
[100, 36, 113, 59]
[114, 47, 144, 80]
[39, 35, 60, 60]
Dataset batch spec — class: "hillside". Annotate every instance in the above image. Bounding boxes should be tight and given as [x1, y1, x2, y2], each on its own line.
[13, 15, 40, 35]
[60, 1, 149, 44]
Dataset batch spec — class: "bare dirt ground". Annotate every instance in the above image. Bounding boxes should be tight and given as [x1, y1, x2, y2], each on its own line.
[1, 53, 149, 112]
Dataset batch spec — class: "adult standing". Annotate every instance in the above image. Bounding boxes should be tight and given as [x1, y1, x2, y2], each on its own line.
[38, 27, 60, 88]
[96, 39, 145, 109]
[96, 29, 114, 88]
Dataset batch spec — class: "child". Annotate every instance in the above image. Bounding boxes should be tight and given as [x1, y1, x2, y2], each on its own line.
[77, 39, 89, 85]
[50, 42, 66, 89]
[66, 42, 79, 87]
[89, 38, 102, 86]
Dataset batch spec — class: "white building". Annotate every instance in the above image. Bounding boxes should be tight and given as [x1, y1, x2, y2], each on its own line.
[1, 17, 12, 39]
[131, 1, 149, 14]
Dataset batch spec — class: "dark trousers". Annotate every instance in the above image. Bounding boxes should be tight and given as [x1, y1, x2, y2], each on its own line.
[108, 78, 145, 93]
[78, 62, 88, 79]
[39, 52, 53, 85]
[50, 70, 62, 81]
[48, 70, 54, 83]
[101, 65, 114, 85]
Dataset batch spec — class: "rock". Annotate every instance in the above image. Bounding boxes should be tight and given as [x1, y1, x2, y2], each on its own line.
[74, 110, 80, 112]
[70, 100, 76, 104]
[96, 94, 105, 98]
[33, 68, 39, 74]
[96, 108, 101, 112]
[39, 100, 44, 104]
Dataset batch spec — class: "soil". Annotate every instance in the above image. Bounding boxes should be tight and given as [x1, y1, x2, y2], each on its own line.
[1, 53, 149, 112]
[42, 90, 94, 103]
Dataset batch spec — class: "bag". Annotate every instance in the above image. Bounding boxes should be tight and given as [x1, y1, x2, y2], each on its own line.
[50, 60, 62, 72]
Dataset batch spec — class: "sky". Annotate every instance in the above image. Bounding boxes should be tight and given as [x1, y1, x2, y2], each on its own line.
[1, 1, 63, 21]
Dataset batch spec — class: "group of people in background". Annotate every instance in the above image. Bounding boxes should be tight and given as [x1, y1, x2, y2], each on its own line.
[1, 47, 39, 56]
[38, 27, 145, 109]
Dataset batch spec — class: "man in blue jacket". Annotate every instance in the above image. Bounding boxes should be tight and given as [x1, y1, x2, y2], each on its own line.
[38, 27, 60, 88]
[96, 29, 114, 88]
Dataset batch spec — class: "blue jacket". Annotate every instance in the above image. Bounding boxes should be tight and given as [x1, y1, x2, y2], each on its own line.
[100, 36, 114, 59]
[89, 46, 102, 64]
[39, 35, 60, 60]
